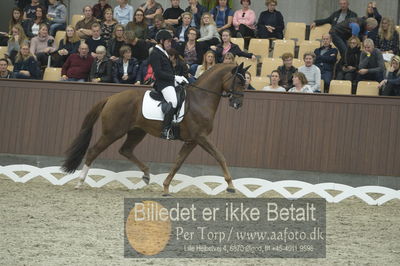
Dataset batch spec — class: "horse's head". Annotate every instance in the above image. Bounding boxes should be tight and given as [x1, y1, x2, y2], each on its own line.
[222, 63, 250, 109]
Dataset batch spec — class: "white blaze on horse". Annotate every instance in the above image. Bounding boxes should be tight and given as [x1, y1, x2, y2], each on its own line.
[61, 63, 250, 195]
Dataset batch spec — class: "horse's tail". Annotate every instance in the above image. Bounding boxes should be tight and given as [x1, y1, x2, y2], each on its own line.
[61, 98, 108, 173]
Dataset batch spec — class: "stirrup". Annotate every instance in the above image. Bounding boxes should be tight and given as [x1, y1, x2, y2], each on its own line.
[161, 128, 174, 140]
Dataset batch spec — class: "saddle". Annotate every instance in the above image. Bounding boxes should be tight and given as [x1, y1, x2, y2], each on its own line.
[149, 83, 187, 139]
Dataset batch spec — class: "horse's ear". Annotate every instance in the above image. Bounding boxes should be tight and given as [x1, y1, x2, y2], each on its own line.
[243, 65, 251, 73]
[232, 62, 244, 74]
[231, 65, 238, 74]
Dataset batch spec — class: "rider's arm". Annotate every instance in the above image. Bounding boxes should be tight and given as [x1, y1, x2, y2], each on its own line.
[149, 52, 175, 82]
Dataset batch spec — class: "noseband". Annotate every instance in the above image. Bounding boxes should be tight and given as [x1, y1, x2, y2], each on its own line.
[222, 68, 245, 98]
[188, 68, 245, 98]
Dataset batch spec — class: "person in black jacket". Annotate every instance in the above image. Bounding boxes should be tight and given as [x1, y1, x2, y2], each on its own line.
[210, 29, 256, 63]
[148, 30, 177, 140]
[86, 23, 107, 56]
[89, 45, 112, 83]
[163, 0, 184, 28]
[125, 31, 150, 65]
[277, 52, 297, 91]
[379, 55, 400, 96]
[257, 0, 284, 39]
[51, 25, 80, 67]
[335, 36, 361, 83]
[329, 17, 378, 58]
[363, 1, 381, 24]
[310, 0, 357, 29]
[314, 34, 338, 92]
[175, 12, 192, 43]
[147, 14, 166, 46]
[106, 24, 125, 62]
[167, 47, 189, 78]
[112, 45, 140, 84]
[357, 38, 385, 84]
[22, 5, 49, 38]
[12, 41, 41, 79]
[363, 1, 381, 40]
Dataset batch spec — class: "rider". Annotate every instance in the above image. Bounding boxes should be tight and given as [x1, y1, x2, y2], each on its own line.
[148, 30, 177, 140]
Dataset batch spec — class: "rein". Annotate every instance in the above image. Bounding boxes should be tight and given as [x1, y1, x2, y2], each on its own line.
[187, 70, 245, 98]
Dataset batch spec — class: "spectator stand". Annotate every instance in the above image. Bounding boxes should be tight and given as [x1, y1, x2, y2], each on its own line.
[356, 81, 380, 96]
[329, 80, 352, 95]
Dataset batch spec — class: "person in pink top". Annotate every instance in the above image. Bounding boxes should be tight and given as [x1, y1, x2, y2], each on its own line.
[232, 0, 256, 49]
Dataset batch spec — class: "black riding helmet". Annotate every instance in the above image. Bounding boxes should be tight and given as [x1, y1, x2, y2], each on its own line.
[155, 30, 173, 44]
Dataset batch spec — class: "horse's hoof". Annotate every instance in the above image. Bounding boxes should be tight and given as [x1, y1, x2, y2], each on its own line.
[142, 175, 150, 185]
[226, 187, 236, 193]
[74, 184, 82, 189]
[162, 193, 173, 197]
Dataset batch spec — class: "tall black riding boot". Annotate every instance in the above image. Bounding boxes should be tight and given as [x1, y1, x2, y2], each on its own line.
[161, 106, 175, 140]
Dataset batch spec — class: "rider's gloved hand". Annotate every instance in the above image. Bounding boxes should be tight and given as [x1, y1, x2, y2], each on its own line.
[174, 75, 188, 86]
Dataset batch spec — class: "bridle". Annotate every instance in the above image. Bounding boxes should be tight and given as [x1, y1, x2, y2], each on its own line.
[187, 67, 245, 98]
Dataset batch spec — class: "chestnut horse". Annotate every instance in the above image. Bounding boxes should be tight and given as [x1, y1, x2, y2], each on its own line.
[62, 63, 249, 195]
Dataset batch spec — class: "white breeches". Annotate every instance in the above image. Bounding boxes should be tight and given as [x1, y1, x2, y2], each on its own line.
[161, 86, 177, 108]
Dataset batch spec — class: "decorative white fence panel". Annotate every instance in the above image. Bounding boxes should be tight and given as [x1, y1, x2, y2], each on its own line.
[1, 165, 399, 205]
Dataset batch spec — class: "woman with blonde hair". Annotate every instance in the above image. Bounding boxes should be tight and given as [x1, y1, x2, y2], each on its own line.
[51, 25, 80, 67]
[30, 23, 57, 68]
[197, 12, 221, 56]
[288, 72, 313, 93]
[0, 8, 24, 46]
[6, 24, 28, 64]
[363, 1, 381, 25]
[194, 50, 216, 79]
[100, 8, 117, 44]
[222, 52, 235, 64]
[379, 55, 400, 96]
[12, 41, 41, 79]
[374, 17, 399, 55]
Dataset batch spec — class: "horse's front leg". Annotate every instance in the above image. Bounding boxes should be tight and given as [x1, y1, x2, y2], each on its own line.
[163, 141, 197, 196]
[196, 136, 235, 193]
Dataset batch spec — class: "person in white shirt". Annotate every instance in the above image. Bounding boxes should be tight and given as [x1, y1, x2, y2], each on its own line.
[262, 70, 286, 92]
[288, 72, 314, 93]
[298, 52, 321, 92]
[113, 0, 133, 26]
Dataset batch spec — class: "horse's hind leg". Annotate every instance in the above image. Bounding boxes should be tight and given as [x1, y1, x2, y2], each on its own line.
[196, 136, 235, 193]
[76, 134, 120, 188]
[163, 141, 197, 196]
[119, 128, 150, 184]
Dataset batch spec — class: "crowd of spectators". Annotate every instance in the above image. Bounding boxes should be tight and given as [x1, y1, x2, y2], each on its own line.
[0, 0, 399, 96]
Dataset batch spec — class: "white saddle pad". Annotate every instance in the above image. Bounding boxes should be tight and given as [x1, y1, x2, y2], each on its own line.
[142, 90, 185, 123]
